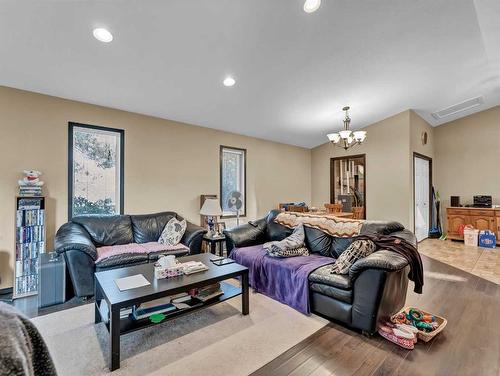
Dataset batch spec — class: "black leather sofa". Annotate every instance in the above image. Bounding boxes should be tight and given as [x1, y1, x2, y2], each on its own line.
[224, 210, 416, 334]
[55, 211, 206, 298]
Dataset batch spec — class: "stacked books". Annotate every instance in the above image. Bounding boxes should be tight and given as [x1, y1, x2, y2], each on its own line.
[19, 186, 43, 196]
[193, 283, 224, 302]
[182, 261, 209, 275]
[131, 293, 194, 320]
[132, 296, 176, 320]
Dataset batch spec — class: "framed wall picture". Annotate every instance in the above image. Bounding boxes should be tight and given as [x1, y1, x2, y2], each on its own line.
[220, 145, 246, 218]
[68, 122, 124, 219]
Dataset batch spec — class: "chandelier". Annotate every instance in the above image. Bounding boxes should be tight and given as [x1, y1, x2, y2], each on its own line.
[326, 106, 367, 150]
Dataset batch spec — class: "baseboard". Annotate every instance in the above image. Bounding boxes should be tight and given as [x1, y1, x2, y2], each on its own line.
[0, 287, 13, 295]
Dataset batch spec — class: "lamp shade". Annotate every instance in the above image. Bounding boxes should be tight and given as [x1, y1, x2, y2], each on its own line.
[353, 130, 367, 142]
[339, 130, 352, 140]
[327, 133, 341, 143]
[200, 199, 222, 216]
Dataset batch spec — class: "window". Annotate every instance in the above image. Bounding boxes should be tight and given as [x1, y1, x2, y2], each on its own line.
[220, 146, 246, 217]
[68, 123, 124, 218]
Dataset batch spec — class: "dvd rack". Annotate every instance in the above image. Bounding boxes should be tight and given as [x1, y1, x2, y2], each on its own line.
[14, 196, 45, 298]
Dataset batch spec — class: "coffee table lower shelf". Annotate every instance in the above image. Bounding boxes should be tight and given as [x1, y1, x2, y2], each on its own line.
[97, 281, 241, 335]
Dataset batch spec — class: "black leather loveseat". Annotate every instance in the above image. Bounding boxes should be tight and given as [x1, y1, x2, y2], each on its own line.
[55, 211, 206, 297]
[224, 210, 417, 334]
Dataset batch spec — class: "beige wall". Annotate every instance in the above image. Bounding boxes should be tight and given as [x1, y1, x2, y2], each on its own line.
[311, 111, 412, 228]
[2, 82, 497, 290]
[0, 86, 311, 289]
[434, 106, 500, 214]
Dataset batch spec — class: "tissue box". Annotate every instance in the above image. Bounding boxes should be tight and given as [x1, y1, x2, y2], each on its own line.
[479, 230, 496, 249]
[154, 262, 184, 279]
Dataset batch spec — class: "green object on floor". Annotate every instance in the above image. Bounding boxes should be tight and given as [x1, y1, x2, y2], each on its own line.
[149, 313, 166, 323]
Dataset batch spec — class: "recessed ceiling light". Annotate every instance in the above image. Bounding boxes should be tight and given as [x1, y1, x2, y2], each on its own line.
[303, 0, 321, 13]
[223, 77, 236, 87]
[93, 28, 113, 43]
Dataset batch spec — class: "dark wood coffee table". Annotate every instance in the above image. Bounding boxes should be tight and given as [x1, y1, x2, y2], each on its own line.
[94, 253, 249, 371]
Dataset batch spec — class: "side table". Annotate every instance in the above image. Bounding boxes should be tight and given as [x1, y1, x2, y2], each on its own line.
[202, 234, 226, 256]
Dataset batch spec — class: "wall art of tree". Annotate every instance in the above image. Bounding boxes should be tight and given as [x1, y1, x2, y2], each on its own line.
[74, 132, 115, 169]
[72, 130, 118, 216]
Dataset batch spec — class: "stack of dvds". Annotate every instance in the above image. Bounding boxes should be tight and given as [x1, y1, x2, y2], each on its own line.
[19, 185, 43, 196]
[14, 197, 45, 297]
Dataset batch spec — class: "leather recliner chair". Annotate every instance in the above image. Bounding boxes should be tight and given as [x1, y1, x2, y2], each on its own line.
[55, 211, 206, 298]
[224, 210, 416, 334]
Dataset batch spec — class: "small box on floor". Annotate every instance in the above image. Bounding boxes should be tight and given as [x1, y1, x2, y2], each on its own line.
[479, 230, 496, 249]
[463, 226, 479, 247]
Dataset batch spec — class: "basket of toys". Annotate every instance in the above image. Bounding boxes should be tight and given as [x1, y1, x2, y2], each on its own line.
[391, 307, 447, 342]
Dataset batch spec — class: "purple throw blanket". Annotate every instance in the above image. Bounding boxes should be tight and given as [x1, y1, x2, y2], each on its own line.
[230, 245, 335, 314]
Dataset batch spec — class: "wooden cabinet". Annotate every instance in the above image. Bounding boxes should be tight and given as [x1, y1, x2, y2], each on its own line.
[446, 207, 499, 243]
[447, 214, 468, 238]
[497, 214, 500, 239]
[469, 216, 495, 231]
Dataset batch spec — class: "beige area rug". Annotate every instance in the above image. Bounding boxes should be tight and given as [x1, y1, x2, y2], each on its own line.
[32, 289, 328, 376]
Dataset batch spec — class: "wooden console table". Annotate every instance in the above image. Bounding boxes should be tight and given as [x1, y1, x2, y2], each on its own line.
[446, 207, 500, 242]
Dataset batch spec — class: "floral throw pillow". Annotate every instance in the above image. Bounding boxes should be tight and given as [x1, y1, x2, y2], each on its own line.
[158, 217, 187, 246]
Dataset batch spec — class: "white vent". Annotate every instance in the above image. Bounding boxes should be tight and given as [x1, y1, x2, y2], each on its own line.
[431, 96, 484, 120]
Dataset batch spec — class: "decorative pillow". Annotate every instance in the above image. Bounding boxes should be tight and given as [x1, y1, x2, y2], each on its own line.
[264, 224, 309, 258]
[330, 239, 376, 274]
[158, 217, 187, 246]
[330, 237, 357, 258]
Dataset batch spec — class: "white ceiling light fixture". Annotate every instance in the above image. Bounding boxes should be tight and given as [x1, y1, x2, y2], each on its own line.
[327, 106, 367, 150]
[93, 28, 113, 43]
[304, 0, 321, 13]
[223, 76, 236, 87]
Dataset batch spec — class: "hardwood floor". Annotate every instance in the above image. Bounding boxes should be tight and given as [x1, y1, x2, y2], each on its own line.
[252, 253, 500, 376]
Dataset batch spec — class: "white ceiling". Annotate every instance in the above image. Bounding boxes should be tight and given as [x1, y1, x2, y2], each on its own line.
[1, 0, 499, 148]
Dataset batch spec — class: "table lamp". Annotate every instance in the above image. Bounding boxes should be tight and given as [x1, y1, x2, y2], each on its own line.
[200, 198, 223, 236]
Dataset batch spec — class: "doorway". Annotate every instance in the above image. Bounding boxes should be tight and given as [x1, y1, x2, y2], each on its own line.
[413, 153, 432, 242]
[330, 154, 366, 219]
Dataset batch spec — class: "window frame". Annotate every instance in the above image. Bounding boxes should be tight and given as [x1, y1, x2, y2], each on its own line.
[68, 122, 125, 219]
[219, 145, 247, 218]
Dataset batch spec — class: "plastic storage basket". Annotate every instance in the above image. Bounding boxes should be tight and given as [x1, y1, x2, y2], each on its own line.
[463, 226, 479, 247]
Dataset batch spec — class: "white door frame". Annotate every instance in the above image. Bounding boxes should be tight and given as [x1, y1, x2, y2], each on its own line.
[413, 152, 432, 242]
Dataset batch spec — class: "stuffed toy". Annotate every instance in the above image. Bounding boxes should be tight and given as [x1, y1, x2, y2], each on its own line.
[18, 170, 44, 186]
